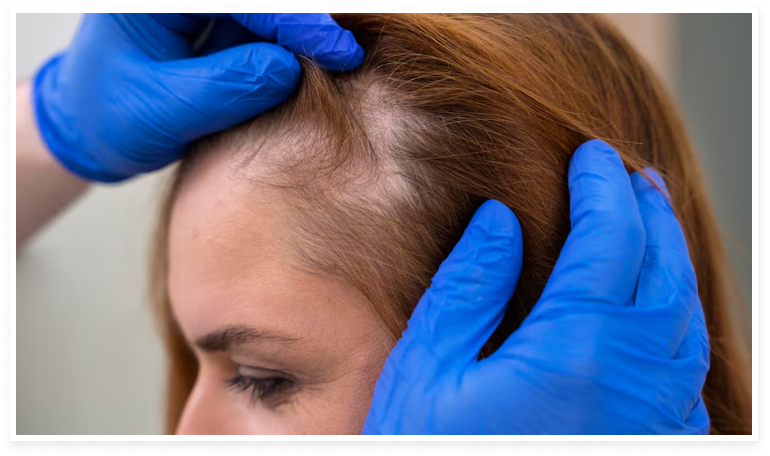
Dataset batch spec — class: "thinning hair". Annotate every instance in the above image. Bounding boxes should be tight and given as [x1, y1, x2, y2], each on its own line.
[150, 13, 751, 434]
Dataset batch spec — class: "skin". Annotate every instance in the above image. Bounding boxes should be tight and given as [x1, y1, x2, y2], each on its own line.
[16, 81, 89, 248]
[168, 149, 395, 435]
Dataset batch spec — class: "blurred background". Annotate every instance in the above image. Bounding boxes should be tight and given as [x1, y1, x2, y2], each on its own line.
[15, 13, 753, 434]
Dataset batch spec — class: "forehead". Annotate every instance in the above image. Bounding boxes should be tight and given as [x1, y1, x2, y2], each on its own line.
[166, 150, 391, 352]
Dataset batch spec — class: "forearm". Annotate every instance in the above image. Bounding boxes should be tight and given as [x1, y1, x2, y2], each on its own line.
[16, 79, 89, 249]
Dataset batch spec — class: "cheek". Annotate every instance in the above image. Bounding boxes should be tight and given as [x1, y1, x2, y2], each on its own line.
[278, 339, 395, 434]
[292, 344, 393, 434]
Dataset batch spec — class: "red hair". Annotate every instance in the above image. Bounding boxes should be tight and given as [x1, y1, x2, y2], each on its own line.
[151, 13, 751, 434]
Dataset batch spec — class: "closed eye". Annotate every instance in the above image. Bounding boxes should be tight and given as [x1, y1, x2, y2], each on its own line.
[226, 371, 296, 407]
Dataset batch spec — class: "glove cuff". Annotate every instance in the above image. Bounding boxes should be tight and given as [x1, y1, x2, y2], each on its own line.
[32, 52, 127, 184]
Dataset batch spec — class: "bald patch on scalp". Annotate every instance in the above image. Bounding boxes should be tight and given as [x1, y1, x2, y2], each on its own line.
[189, 67, 421, 213]
[179, 54, 476, 344]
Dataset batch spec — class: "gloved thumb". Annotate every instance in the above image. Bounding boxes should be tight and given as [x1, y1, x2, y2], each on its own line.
[153, 41, 301, 143]
[385, 200, 523, 377]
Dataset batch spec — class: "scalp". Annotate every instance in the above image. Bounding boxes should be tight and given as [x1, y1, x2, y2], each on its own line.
[158, 14, 751, 434]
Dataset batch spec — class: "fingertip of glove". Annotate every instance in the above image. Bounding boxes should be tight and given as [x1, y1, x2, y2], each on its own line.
[314, 30, 365, 71]
[245, 43, 302, 92]
[575, 138, 616, 154]
[570, 139, 624, 177]
[471, 200, 522, 245]
[261, 43, 302, 72]
[631, 168, 675, 221]
[568, 139, 633, 204]
[345, 44, 365, 70]
[643, 167, 669, 195]
[631, 168, 670, 197]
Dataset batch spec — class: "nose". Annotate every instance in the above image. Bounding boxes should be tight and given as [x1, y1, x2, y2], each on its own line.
[175, 374, 252, 435]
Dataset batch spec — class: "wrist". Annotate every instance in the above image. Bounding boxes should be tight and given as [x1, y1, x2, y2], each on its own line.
[16, 78, 89, 247]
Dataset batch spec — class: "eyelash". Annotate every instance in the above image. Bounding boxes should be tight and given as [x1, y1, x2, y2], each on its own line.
[226, 373, 294, 406]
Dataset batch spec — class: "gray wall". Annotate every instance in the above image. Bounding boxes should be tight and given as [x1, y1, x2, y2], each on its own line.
[16, 14, 167, 435]
[15, 13, 753, 434]
[677, 14, 753, 351]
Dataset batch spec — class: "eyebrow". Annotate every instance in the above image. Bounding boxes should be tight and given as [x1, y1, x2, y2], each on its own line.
[195, 325, 302, 352]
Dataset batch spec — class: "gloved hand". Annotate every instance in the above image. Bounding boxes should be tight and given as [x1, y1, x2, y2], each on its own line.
[364, 139, 710, 435]
[32, 13, 364, 183]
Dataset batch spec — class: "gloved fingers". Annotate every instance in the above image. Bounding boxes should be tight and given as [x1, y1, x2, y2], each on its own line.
[671, 303, 711, 427]
[153, 42, 301, 141]
[538, 139, 646, 308]
[192, 17, 261, 57]
[144, 13, 212, 36]
[684, 396, 711, 435]
[631, 169, 701, 354]
[227, 13, 364, 71]
[143, 13, 364, 70]
[101, 14, 205, 61]
[385, 200, 523, 376]
[673, 296, 710, 412]
[674, 293, 710, 365]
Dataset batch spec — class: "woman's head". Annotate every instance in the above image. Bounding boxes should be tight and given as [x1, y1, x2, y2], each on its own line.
[151, 13, 751, 434]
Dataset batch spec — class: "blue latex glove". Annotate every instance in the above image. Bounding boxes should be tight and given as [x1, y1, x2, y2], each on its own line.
[363, 139, 710, 435]
[32, 13, 364, 183]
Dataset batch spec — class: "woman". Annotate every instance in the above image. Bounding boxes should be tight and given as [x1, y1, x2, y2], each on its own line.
[149, 13, 751, 434]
